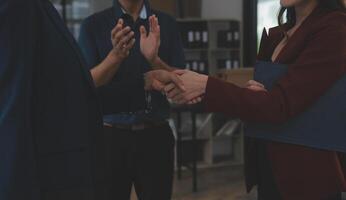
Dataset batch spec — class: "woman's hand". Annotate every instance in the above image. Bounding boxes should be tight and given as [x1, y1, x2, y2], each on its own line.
[144, 70, 185, 92]
[165, 70, 208, 105]
[245, 80, 267, 92]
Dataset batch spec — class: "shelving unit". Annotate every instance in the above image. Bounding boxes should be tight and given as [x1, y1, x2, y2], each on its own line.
[177, 19, 243, 75]
[173, 19, 244, 169]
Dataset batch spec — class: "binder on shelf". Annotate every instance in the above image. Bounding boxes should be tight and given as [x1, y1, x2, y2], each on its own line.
[178, 21, 209, 49]
[185, 60, 209, 74]
[217, 30, 232, 48]
[231, 51, 241, 69]
[230, 21, 240, 48]
[216, 21, 240, 49]
[217, 59, 233, 70]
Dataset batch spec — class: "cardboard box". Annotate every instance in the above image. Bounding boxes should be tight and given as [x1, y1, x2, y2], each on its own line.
[217, 68, 254, 87]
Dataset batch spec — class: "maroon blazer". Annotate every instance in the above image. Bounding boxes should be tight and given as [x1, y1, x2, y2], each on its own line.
[204, 6, 346, 200]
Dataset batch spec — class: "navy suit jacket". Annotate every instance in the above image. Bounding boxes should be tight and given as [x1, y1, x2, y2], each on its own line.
[0, 0, 103, 199]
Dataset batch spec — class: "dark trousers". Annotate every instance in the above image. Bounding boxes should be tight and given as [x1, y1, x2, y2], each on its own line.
[42, 189, 94, 200]
[95, 123, 175, 200]
[256, 142, 342, 200]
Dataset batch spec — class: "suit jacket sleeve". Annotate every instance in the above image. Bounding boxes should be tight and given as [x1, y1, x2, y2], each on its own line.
[204, 15, 346, 124]
[0, 0, 40, 199]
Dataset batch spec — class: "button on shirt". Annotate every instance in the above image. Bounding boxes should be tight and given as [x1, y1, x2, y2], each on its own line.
[78, 0, 185, 125]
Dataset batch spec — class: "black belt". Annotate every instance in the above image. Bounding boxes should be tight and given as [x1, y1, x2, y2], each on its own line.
[104, 121, 168, 131]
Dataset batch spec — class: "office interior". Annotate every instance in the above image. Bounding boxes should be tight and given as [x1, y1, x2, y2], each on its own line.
[48, 0, 346, 200]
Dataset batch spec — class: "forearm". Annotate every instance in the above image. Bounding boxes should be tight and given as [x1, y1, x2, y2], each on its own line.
[91, 53, 121, 87]
[151, 57, 175, 72]
[204, 77, 288, 124]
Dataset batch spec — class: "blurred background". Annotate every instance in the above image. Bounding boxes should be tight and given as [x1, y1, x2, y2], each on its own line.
[48, 0, 343, 200]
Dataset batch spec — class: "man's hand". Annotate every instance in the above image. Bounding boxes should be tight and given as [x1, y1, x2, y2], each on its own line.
[90, 19, 135, 88]
[164, 70, 208, 105]
[144, 70, 185, 92]
[140, 15, 160, 65]
[108, 19, 136, 64]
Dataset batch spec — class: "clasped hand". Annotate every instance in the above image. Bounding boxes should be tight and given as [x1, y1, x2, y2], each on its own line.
[144, 70, 268, 105]
[144, 70, 208, 105]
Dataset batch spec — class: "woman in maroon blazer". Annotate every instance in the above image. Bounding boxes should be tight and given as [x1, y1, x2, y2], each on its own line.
[145, 0, 346, 199]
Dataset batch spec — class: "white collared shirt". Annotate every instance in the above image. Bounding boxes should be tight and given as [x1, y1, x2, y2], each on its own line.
[121, 5, 147, 20]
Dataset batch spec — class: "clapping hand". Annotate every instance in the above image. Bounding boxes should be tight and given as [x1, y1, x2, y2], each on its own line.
[109, 19, 136, 63]
[140, 15, 161, 65]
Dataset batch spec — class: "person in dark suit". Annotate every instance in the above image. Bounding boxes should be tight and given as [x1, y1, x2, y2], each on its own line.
[78, 0, 185, 199]
[145, 0, 346, 199]
[0, 0, 105, 199]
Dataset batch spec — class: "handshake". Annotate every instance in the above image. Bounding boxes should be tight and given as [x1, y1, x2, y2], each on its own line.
[144, 69, 268, 105]
[144, 70, 209, 105]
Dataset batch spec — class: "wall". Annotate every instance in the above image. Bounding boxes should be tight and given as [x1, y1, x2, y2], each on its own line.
[201, 0, 243, 20]
[90, 0, 243, 21]
[91, 0, 112, 13]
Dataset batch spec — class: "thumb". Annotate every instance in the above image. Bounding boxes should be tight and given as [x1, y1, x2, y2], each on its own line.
[170, 74, 186, 91]
[152, 80, 165, 91]
[140, 26, 147, 39]
[173, 69, 188, 76]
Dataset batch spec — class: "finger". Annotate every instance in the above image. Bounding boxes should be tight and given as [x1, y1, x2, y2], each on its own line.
[248, 80, 265, 88]
[154, 16, 160, 34]
[164, 83, 176, 93]
[189, 101, 196, 105]
[112, 19, 124, 36]
[152, 79, 165, 91]
[117, 31, 135, 49]
[169, 74, 186, 91]
[149, 15, 154, 32]
[114, 26, 131, 44]
[176, 90, 204, 105]
[157, 25, 161, 38]
[118, 18, 124, 26]
[188, 97, 201, 105]
[173, 69, 188, 76]
[140, 26, 147, 40]
[245, 81, 252, 88]
[111, 26, 123, 44]
[190, 97, 202, 105]
[124, 38, 136, 51]
[178, 91, 202, 105]
[111, 25, 122, 39]
[247, 85, 267, 92]
[166, 88, 182, 99]
[196, 97, 202, 102]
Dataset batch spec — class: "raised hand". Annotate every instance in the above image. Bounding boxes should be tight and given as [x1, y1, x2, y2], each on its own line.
[108, 19, 136, 63]
[144, 70, 185, 92]
[140, 15, 161, 65]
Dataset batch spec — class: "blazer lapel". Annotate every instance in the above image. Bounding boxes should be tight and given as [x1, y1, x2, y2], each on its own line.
[41, 0, 97, 93]
[272, 6, 325, 64]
